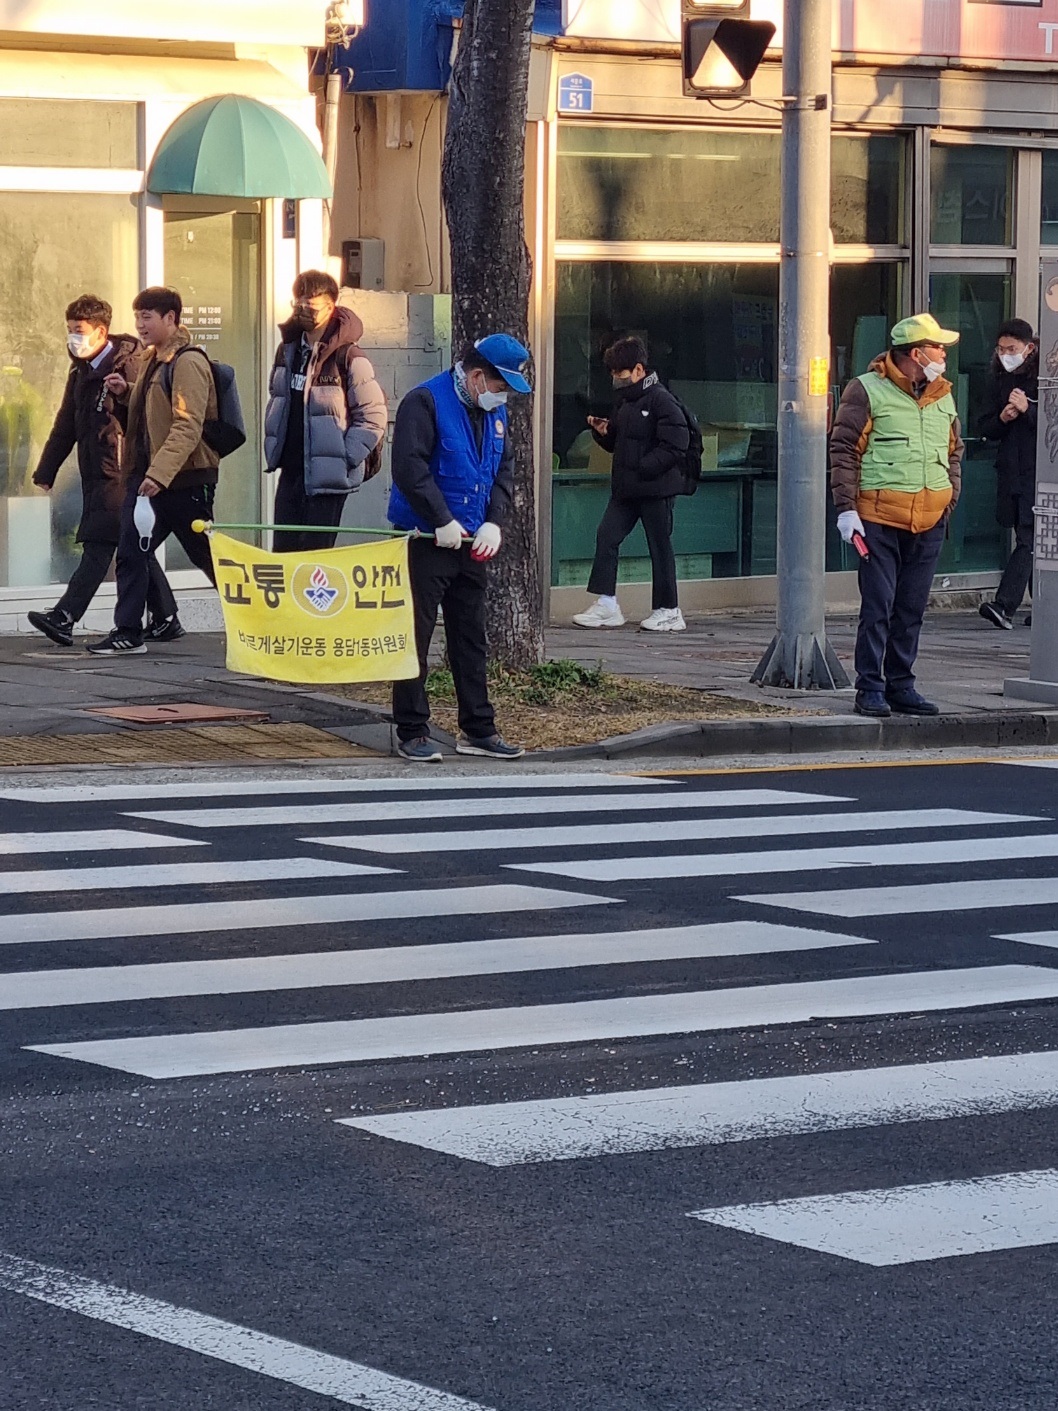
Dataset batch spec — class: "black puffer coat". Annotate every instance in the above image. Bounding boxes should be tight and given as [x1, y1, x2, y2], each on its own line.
[32, 334, 140, 544]
[979, 355, 1038, 529]
[590, 371, 689, 501]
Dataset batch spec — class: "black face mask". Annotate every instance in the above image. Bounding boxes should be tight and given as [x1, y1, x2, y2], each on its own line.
[290, 307, 318, 332]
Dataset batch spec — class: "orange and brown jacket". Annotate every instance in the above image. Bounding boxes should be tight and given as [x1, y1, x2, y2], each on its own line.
[121, 326, 219, 491]
[830, 352, 964, 534]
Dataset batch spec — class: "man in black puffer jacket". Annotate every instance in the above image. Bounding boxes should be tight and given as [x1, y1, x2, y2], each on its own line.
[573, 336, 689, 633]
[29, 294, 178, 647]
[978, 318, 1038, 630]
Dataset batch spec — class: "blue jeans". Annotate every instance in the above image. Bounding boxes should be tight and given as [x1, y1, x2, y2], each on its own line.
[854, 518, 945, 695]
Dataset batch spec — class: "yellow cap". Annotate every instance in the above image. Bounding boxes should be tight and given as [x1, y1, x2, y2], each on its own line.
[890, 313, 960, 347]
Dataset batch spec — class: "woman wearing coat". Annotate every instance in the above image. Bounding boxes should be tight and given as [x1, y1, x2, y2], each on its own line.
[978, 318, 1038, 630]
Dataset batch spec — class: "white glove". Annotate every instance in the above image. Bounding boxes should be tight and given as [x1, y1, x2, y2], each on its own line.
[471, 522, 502, 561]
[434, 519, 466, 550]
[837, 510, 865, 544]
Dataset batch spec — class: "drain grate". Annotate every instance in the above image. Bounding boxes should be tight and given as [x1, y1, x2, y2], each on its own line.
[0, 724, 379, 767]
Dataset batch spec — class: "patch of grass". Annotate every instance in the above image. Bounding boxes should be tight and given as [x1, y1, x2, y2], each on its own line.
[428, 659, 616, 707]
[330, 658, 792, 750]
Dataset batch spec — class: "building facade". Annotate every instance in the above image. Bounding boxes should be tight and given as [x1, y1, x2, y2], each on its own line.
[336, 0, 1058, 620]
[0, 1, 328, 631]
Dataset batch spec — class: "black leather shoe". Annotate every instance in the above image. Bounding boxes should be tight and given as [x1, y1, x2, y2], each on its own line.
[886, 688, 940, 716]
[854, 690, 891, 718]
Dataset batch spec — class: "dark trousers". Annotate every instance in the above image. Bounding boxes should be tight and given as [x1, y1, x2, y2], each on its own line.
[995, 515, 1034, 616]
[587, 495, 678, 610]
[57, 539, 176, 624]
[114, 480, 215, 636]
[273, 466, 347, 553]
[854, 518, 946, 694]
[392, 537, 495, 743]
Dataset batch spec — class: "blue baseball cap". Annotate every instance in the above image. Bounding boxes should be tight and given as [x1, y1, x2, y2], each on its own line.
[474, 334, 532, 394]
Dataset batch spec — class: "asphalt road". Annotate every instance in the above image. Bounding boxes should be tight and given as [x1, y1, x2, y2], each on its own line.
[2, 758, 1058, 1411]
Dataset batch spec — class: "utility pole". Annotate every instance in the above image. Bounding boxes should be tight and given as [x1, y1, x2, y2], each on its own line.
[752, 0, 848, 690]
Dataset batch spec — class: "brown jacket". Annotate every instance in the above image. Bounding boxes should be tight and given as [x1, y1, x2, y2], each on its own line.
[830, 353, 964, 533]
[122, 326, 219, 490]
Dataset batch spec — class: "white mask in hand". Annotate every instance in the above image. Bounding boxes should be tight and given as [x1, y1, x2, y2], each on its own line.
[133, 494, 156, 552]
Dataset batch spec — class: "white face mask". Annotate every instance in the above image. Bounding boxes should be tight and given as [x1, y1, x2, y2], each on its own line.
[477, 388, 508, 412]
[921, 360, 946, 383]
[67, 333, 97, 359]
[133, 494, 156, 552]
[999, 351, 1026, 373]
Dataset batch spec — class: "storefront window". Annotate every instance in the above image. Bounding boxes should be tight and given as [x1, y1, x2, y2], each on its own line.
[557, 128, 908, 247]
[552, 259, 906, 586]
[0, 100, 139, 169]
[557, 128, 781, 243]
[831, 135, 907, 246]
[930, 146, 1013, 246]
[928, 269, 1011, 573]
[0, 192, 139, 588]
[163, 208, 262, 565]
[1042, 151, 1058, 245]
[552, 261, 776, 584]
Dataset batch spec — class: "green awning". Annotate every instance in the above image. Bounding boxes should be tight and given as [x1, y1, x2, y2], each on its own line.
[147, 95, 331, 200]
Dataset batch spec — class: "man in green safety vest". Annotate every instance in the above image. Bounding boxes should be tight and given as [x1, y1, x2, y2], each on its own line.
[830, 312, 965, 719]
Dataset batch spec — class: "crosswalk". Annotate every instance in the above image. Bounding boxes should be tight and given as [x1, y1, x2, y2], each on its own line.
[4, 761, 1058, 1274]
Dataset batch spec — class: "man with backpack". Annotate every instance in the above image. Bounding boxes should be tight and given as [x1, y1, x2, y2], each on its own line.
[28, 294, 180, 647]
[264, 270, 388, 552]
[573, 336, 691, 632]
[88, 286, 220, 656]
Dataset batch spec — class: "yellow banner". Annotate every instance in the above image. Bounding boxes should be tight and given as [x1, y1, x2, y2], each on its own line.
[210, 531, 419, 684]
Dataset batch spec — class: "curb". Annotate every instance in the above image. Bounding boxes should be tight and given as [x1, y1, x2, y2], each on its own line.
[530, 709, 1058, 761]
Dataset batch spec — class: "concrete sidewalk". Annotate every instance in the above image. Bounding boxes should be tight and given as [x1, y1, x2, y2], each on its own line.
[0, 608, 1052, 765]
[541, 608, 1057, 759]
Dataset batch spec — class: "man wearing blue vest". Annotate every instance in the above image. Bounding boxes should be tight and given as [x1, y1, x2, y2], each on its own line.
[388, 335, 531, 762]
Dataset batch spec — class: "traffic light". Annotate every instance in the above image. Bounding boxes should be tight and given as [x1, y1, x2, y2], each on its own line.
[682, 0, 776, 98]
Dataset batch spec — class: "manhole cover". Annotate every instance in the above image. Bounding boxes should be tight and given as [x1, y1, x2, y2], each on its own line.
[82, 703, 270, 724]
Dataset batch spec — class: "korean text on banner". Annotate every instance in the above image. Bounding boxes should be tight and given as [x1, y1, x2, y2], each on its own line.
[210, 531, 420, 684]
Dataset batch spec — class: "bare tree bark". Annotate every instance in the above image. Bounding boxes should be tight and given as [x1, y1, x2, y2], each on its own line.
[441, 0, 543, 670]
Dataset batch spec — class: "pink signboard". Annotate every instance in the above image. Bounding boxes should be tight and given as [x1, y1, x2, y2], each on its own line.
[564, 0, 1058, 64]
[829, 0, 1058, 62]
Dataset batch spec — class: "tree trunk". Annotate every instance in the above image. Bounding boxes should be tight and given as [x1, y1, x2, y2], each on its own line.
[441, 0, 544, 670]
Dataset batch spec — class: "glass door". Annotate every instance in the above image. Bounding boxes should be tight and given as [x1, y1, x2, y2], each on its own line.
[163, 206, 262, 567]
[928, 265, 1011, 573]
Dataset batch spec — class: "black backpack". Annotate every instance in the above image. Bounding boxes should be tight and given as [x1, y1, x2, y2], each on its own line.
[666, 391, 705, 495]
[337, 343, 384, 483]
[162, 346, 247, 459]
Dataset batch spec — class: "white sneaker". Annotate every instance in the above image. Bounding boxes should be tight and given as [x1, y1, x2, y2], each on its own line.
[572, 600, 625, 629]
[640, 608, 686, 632]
